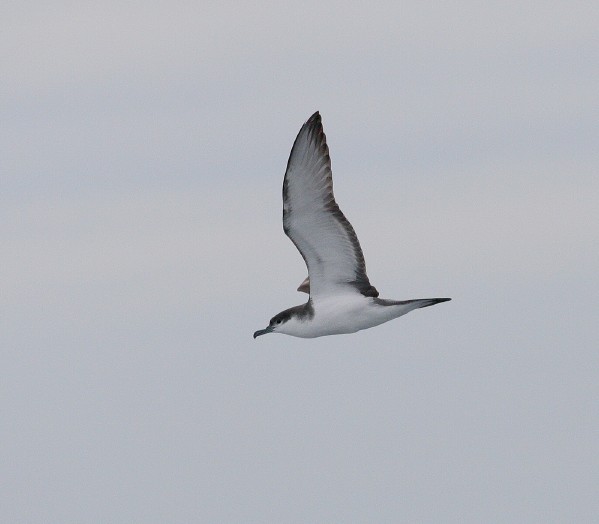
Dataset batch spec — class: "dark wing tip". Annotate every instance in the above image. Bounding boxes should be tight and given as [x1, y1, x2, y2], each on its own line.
[303, 111, 328, 155]
[304, 112, 323, 138]
[306, 111, 320, 123]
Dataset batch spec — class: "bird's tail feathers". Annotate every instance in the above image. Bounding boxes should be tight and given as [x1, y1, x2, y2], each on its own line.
[374, 297, 451, 308]
[414, 297, 451, 309]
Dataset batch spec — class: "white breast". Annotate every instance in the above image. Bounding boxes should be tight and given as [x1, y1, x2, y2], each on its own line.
[278, 294, 411, 338]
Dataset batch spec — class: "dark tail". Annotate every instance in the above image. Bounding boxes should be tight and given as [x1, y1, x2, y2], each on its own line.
[415, 298, 451, 309]
[374, 297, 451, 308]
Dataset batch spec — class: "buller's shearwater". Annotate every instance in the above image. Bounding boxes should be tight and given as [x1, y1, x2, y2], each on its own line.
[254, 112, 450, 339]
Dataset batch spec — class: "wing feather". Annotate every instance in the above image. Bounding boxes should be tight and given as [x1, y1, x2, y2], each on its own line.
[282, 112, 378, 299]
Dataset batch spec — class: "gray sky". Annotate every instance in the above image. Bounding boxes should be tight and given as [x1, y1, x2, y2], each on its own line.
[2, 2, 598, 522]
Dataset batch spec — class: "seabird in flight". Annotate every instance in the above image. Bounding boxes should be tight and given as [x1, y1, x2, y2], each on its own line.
[254, 112, 450, 339]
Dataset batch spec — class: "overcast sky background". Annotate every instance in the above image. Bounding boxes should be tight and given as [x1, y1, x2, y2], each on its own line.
[2, 2, 598, 522]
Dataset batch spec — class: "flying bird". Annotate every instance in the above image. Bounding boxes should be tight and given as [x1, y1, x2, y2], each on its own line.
[254, 112, 450, 339]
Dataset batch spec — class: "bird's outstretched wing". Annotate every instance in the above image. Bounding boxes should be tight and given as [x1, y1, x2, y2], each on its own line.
[283, 112, 378, 300]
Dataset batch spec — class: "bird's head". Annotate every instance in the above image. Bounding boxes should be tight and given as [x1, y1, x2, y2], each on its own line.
[253, 309, 293, 338]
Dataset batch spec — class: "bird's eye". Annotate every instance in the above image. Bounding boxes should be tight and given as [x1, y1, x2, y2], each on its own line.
[276, 319, 281, 324]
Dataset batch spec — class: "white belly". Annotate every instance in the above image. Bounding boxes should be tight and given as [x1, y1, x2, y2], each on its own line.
[280, 295, 409, 338]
